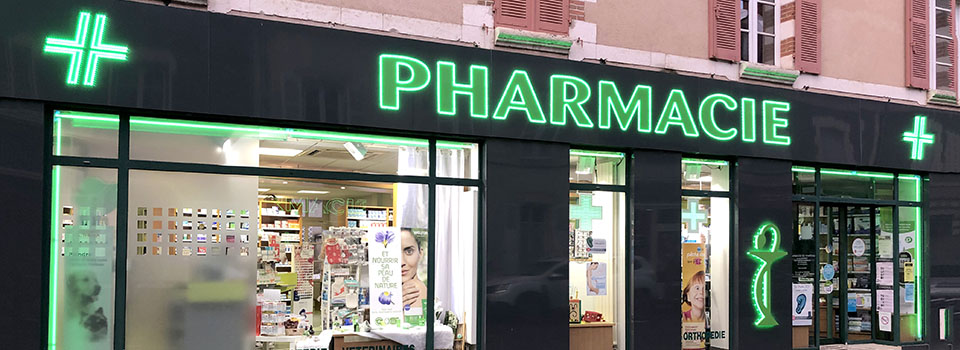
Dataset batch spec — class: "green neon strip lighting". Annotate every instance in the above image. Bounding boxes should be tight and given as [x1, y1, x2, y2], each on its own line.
[681, 158, 728, 167]
[128, 117, 473, 149]
[916, 205, 924, 338]
[746, 223, 787, 328]
[570, 150, 625, 159]
[821, 169, 895, 179]
[742, 67, 799, 81]
[48, 118, 63, 349]
[44, 12, 128, 87]
[495, 32, 573, 49]
[791, 166, 816, 173]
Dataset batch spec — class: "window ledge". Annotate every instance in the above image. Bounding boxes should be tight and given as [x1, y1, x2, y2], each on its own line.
[494, 28, 572, 54]
[927, 90, 958, 106]
[738, 63, 799, 85]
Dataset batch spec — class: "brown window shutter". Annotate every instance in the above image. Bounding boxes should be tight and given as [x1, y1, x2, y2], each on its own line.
[795, 0, 821, 74]
[496, 0, 532, 30]
[709, 0, 740, 62]
[905, 0, 929, 89]
[535, 0, 569, 34]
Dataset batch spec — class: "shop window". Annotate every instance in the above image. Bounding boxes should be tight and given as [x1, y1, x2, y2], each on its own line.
[570, 150, 626, 185]
[52, 110, 119, 158]
[48, 166, 118, 350]
[50, 113, 481, 349]
[682, 158, 730, 191]
[569, 150, 626, 349]
[820, 168, 895, 200]
[680, 158, 731, 350]
[790, 167, 924, 348]
[437, 142, 480, 179]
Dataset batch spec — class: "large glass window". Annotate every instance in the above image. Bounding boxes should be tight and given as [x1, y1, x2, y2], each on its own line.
[569, 150, 627, 349]
[48, 166, 118, 350]
[49, 111, 481, 350]
[680, 158, 731, 350]
[790, 167, 924, 348]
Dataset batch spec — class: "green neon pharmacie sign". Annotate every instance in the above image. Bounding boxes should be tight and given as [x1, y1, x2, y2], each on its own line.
[378, 54, 792, 146]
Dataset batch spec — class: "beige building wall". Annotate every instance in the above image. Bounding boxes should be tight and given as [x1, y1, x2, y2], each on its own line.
[586, 0, 708, 59]
[301, 0, 471, 24]
[820, 0, 905, 87]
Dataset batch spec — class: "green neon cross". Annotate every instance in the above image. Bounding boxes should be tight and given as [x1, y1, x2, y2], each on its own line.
[682, 199, 706, 233]
[43, 12, 128, 87]
[570, 194, 603, 230]
[902, 115, 935, 161]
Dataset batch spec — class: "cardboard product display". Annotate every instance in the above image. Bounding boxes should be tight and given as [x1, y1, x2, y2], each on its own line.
[569, 299, 582, 323]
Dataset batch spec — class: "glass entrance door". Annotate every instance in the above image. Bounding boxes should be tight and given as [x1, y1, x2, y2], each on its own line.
[812, 205, 894, 345]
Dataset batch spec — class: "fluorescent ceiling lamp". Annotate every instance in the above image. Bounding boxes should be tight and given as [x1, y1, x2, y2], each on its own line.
[258, 188, 270, 192]
[259, 147, 303, 157]
[297, 190, 330, 194]
[343, 142, 367, 161]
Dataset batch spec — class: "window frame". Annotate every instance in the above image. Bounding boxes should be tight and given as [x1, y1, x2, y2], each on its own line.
[931, 0, 955, 91]
[741, 0, 781, 65]
[680, 157, 734, 350]
[790, 166, 926, 348]
[568, 148, 631, 350]
[44, 106, 485, 350]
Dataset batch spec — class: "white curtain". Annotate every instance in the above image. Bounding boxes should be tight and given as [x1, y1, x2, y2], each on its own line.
[400, 147, 477, 344]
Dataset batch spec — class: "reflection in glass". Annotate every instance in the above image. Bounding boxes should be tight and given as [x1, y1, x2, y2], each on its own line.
[820, 169, 894, 200]
[682, 159, 730, 192]
[899, 206, 923, 342]
[569, 150, 626, 185]
[759, 35, 775, 65]
[569, 190, 626, 348]
[50, 166, 118, 350]
[52, 110, 120, 158]
[680, 196, 731, 349]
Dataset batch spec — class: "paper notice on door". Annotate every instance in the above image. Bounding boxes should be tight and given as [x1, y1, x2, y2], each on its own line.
[878, 289, 894, 313]
[876, 262, 894, 286]
[879, 311, 892, 332]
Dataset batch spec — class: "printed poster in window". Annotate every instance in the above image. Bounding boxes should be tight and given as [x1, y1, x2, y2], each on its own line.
[368, 227, 403, 328]
[586, 262, 606, 296]
[681, 243, 706, 350]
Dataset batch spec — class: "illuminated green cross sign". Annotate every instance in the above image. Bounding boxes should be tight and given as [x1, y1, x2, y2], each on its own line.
[570, 194, 603, 230]
[746, 223, 787, 328]
[682, 199, 707, 233]
[43, 12, 128, 87]
[902, 115, 934, 161]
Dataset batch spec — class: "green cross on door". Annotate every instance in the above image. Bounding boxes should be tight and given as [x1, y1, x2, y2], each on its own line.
[43, 11, 129, 87]
[682, 198, 707, 233]
[570, 194, 603, 231]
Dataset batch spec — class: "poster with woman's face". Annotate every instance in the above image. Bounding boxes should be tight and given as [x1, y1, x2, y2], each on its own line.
[681, 243, 706, 349]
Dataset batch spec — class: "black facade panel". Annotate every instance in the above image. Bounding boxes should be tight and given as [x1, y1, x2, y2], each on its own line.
[927, 173, 960, 350]
[483, 139, 569, 350]
[630, 150, 682, 349]
[733, 158, 793, 349]
[0, 99, 44, 349]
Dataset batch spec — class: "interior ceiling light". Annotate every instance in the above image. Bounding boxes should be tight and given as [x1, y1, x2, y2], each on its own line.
[343, 142, 367, 161]
[297, 190, 330, 194]
[258, 147, 303, 157]
[258, 188, 270, 192]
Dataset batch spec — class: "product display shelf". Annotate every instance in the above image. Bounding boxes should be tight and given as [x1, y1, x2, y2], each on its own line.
[343, 205, 395, 228]
[257, 200, 305, 338]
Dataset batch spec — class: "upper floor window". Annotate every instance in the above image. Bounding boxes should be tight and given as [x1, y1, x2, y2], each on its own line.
[740, 0, 778, 65]
[495, 0, 570, 35]
[933, 0, 956, 90]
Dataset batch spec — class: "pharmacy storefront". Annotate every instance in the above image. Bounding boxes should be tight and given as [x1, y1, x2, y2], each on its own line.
[2, 1, 960, 350]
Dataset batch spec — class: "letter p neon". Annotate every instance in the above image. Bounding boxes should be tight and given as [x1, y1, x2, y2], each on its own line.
[379, 54, 431, 110]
